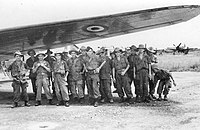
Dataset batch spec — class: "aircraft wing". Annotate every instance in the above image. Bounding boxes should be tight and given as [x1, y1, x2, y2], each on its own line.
[0, 5, 200, 60]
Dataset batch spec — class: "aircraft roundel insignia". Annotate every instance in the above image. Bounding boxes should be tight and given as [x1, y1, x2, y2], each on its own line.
[83, 25, 108, 33]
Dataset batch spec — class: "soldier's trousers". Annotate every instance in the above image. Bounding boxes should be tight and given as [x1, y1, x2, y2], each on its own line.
[86, 75, 101, 99]
[149, 79, 155, 95]
[30, 77, 37, 95]
[54, 74, 69, 101]
[157, 79, 171, 95]
[100, 79, 113, 100]
[69, 80, 84, 99]
[115, 73, 133, 98]
[12, 80, 29, 103]
[137, 69, 149, 100]
[36, 76, 52, 101]
[128, 71, 140, 96]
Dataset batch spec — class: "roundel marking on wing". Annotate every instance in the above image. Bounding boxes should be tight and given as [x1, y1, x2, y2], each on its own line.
[83, 25, 108, 33]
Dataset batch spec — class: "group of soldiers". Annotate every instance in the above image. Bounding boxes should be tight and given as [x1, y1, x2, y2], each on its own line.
[6, 44, 176, 108]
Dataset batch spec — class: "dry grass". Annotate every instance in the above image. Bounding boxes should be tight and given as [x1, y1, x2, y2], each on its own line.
[157, 51, 200, 72]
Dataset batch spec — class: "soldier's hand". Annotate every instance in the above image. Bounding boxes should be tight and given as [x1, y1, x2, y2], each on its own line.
[95, 68, 100, 73]
[133, 73, 136, 79]
[121, 71, 125, 76]
[113, 78, 116, 83]
[149, 74, 152, 80]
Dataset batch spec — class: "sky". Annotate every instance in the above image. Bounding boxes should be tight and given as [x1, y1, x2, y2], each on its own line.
[0, 0, 200, 50]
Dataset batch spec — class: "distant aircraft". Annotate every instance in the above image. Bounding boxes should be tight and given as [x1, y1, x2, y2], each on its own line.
[0, 5, 200, 61]
[168, 43, 192, 55]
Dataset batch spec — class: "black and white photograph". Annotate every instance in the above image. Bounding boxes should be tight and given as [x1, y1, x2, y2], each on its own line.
[0, 0, 200, 129]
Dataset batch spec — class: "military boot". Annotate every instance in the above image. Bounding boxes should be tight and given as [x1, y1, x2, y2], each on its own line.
[48, 99, 54, 105]
[94, 99, 99, 107]
[163, 95, 168, 101]
[65, 101, 70, 107]
[11, 102, 18, 108]
[24, 101, 31, 107]
[35, 100, 41, 106]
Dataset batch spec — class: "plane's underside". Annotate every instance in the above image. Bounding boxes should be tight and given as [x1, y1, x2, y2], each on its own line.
[0, 5, 200, 60]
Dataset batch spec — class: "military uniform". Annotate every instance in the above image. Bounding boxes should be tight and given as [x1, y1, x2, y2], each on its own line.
[154, 69, 173, 100]
[148, 53, 158, 99]
[78, 54, 87, 94]
[44, 55, 56, 94]
[68, 56, 84, 101]
[135, 54, 151, 102]
[33, 61, 53, 102]
[112, 55, 133, 100]
[53, 60, 70, 104]
[99, 55, 113, 102]
[84, 54, 101, 102]
[127, 53, 140, 96]
[26, 56, 38, 96]
[7, 60, 30, 107]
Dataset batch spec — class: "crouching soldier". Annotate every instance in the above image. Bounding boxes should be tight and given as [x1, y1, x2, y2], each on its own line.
[112, 48, 133, 103]
[68, 49, 85, 104]
[7, 51, 30, 108]
[33, 52, 53, 106]
[84, 47, 106, 107]
[152, 65, 176, 101]
[53, 52, 70, 107]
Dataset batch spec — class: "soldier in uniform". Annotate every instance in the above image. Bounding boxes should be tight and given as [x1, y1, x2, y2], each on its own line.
[78, 46, 88, 95]
[33, 52, 53, 106]
[110, 51, 117, 93]
[44, 49, 56, 95]
[112, 48, 133, 103]
[135, 44, 151, 103]
[62, 48, 71, 96]
[7, 51, 30, 108]
[152, 65, 176, 101]
[98, 48, 114, 103]
[26, 49, 38, 98]
[68, 49, 85, 104]
[147, 47, 158, 100]
[52, 52, 70, 107]
[62, 49, 70, 62]
[127, 45, 140, 100]
[84, 47, 106, 107]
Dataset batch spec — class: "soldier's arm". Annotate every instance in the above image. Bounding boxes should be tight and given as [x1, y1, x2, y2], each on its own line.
[112, 68, 116, 83]
[42, 62, 51, 72]
[122, 57, 130, 75]
[98, 60, 106, 70]
[32, 62, 39, 73]
[133, 66, 136, 79]
[169, 73, 176, 86]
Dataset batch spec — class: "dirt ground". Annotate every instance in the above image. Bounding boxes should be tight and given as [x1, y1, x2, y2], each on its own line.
[0, 72, 200, 130]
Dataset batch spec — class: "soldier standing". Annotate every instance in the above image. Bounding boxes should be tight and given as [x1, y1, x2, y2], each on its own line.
[135, 44, 151, 103]
[112, 48, 133, 103]
[44, 49, 56, 95]
[33, 52, 53, 106]
[147, 47, 158, 100]
[7, 51, 30, 108]
[98, 48, 114, 103]
[127, 45, 140, 100]
[26, 49, 38, 98]
[78, 46, 88, 95]
[68, 49, 85, 104]
[52, 52, 70, 107]
[84, 47, 106, 107]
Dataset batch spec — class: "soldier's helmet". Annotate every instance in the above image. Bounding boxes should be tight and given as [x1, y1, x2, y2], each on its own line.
[14, 51, 23, 57]
[148, 47, 156, 53]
